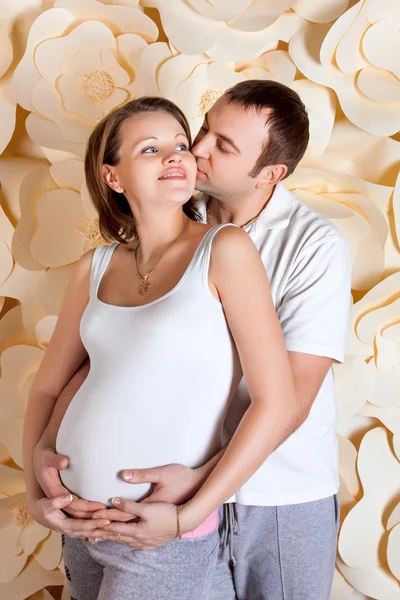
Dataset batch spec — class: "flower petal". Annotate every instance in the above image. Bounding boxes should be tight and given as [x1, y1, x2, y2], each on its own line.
[0, 76, 16, 155]
[36, 265, 76, 315]
[0, 420, 24, 468]
[26, 113, 85, 158]
[293, 0, 350, 24]
[0, 265, 46, 336]
[0, 556, 64, 599]
[0, 548, 27, 583]
[31, 190, 86, 267]
[12, 7, 76, 111]
[339, 427, 400, 568]
[12, 165, 56, 272]
[33, 531, 62, 570]
[56, 0, 158, 41]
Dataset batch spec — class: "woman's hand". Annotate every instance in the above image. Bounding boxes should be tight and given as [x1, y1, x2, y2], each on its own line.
[33, 445, 106, 518]
[90, 497, 198, 550]
[28, 494, 111, 538]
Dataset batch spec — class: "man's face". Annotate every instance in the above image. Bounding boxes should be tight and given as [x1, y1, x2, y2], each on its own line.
[192, 97, 268, 200]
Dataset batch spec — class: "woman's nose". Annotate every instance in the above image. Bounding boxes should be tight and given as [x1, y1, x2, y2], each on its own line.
[163, 150, 183, 164]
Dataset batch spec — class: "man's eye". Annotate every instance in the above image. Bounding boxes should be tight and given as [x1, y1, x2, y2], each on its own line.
[142, 147, 157, 153]
[217, 141, 229, 154]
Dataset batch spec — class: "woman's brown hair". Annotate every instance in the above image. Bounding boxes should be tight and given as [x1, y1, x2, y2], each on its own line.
[85, 97, 201, 243]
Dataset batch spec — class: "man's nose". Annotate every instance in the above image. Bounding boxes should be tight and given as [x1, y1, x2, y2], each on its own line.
[192, 138, 209, 159]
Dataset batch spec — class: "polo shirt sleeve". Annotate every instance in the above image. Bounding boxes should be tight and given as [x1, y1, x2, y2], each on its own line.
[277, 236, 352, 363]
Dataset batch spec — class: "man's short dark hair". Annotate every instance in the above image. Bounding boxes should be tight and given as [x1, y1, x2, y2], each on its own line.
[224, 80, 309, 179]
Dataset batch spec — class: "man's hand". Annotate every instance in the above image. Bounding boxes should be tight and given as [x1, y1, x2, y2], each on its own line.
[33, 446, 106, 518]
[28, 494, 111, 538]
[92, 464, 202, 525]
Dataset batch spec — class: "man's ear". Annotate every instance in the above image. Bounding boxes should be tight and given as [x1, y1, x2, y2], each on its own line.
[101, 165, 125, 193]
[255, 164, 288, 189]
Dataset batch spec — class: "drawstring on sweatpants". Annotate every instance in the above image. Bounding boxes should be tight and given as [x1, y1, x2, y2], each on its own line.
[222, 503, 239, 567]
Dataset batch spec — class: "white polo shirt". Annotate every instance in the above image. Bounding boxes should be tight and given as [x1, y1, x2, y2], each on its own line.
[199, 182, 352, 506]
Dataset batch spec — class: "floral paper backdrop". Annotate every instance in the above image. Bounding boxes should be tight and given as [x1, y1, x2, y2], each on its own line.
[0, 1, 399, 598]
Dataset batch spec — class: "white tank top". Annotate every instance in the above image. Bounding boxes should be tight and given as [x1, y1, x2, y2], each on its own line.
[56, 225, 242, 505]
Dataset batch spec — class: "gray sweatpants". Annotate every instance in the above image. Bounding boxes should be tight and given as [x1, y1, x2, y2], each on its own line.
[63, 495, 338, 599]
[62, 525, 219, 600]
[211, 495, 339, 600]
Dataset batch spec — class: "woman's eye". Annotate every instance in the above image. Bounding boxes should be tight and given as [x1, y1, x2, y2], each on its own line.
[142, 147, 157, 154]
[217, 140, 229, 154]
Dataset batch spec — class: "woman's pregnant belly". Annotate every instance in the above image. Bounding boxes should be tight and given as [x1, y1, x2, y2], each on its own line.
[56, 375, 226, 506]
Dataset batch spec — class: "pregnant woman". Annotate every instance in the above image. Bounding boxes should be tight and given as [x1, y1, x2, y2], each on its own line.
[23, 97, 296, 600]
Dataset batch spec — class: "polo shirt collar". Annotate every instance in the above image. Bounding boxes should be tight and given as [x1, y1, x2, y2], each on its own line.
[197, 182, 293, 232]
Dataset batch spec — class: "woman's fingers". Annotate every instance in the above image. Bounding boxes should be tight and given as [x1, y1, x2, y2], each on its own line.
[62, 518, 111, 538]
[50, 494, 73, 511]
[111, 497, 147, 519]
[92, 508, 133, 521]
[101, 520, 142, 537]
[63, 508, 97, 519]
[69, 497, 106, 511]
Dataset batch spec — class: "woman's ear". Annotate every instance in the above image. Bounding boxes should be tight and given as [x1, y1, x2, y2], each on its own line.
[256, 164, 288, 189]
[102, 165, 125, 193]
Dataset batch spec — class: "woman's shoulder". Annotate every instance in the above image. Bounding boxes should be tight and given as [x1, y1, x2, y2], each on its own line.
[212, 224, 254, 256]
[210, 224, 261, 273]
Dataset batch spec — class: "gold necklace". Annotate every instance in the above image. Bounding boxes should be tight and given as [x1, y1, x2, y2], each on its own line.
[134, 217, 189, 296]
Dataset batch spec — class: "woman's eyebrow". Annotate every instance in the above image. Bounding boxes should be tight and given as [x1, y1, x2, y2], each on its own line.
[132, 133, 187, 148]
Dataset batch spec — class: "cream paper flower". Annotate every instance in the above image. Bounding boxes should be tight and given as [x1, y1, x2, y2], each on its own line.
[0, 344, 44, 469]
[0, 463, 62, 588]
[13, 158, 101, 267]
[143, 0, 306, 61]
[140, 44, 336, 159]
[337, 427, 400, 598]
[285, 168, 393, 290]
[0, 1, 50, 154]
[345, 272, 400, 416]
[289, 0, 400, 136]
[0, 339, 63, 588]
[0, 557, 64, 599]
[12, 0, 158, 157]
[0, 159, 102, 335]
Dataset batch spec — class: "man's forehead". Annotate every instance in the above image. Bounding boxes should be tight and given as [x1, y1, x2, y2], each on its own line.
[208, 99, 267, 127]
[207, 99, 269, 145]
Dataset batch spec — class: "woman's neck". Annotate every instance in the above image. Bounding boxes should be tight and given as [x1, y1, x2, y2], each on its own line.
[132, 209, 188, 264]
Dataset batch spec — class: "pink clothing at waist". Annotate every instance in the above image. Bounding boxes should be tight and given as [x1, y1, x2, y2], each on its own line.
[182, 509, 219, 539]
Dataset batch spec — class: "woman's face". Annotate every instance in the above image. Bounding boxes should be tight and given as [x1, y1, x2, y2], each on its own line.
[104, 111, 197, 210]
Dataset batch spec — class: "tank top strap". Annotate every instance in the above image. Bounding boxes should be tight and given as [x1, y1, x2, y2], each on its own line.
[188, 223, 239, 289]
[89, 243, 119, 298]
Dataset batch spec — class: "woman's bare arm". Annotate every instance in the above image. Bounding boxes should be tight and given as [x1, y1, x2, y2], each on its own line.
[23, 250, 93, 506]
[37, 358, 90, 452]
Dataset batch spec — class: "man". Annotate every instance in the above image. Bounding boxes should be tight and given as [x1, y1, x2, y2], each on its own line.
[33, 80, 351, 599]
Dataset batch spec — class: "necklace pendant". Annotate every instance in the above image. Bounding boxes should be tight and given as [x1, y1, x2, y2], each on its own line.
[138, 278, 150, 296]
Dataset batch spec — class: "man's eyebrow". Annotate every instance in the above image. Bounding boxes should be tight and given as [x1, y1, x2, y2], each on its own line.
[204, 112, 240, 154]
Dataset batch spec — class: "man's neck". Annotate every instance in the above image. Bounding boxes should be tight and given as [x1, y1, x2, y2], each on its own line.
[207, 186, 275, 228]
